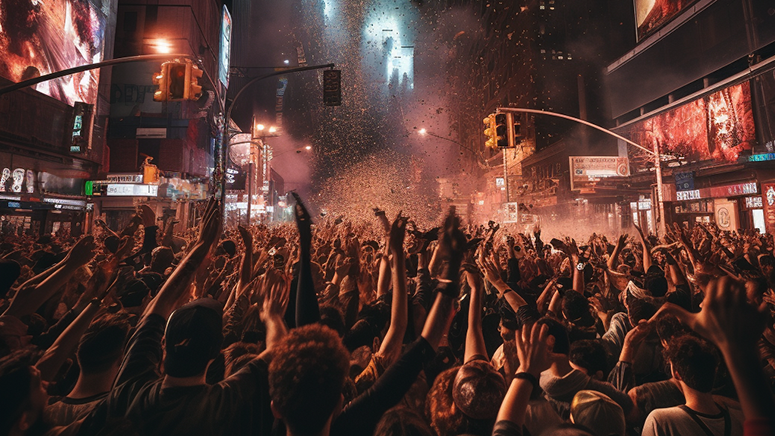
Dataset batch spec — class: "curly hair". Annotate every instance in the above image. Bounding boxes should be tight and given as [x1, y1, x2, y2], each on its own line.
[663, 335, 718, 393]
[425, 366, 495, 436]
[268, 325, 350, 435]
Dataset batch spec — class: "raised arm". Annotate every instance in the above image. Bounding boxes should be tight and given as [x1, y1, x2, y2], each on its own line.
[463, 265, 488, 362]
[656, 277, 775, 422]
[3, 236, 96, 318]
[260, 270, 290, 350]
[495, 323, 552, 428]
[144, 198, 221, 321]
[378, 213, 408, 365]
[292, 192, 320, 327]
[634, 224, 652, 271]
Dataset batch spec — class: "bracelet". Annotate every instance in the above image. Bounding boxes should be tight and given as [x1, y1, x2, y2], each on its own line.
[514, 372, 539, 392]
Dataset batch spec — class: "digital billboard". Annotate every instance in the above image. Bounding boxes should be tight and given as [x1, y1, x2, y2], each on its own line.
[625, 82, 756, 170]
[218, 5, 232, 88]
[0, 0, 107, 105]
[634, 0, 699, 41]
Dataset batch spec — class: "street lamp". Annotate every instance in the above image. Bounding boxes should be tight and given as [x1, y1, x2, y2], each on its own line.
[418, 128, 427, 135]
[150, 39, 172, 53]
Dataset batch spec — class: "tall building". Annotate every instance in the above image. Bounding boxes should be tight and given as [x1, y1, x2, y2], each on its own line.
[0, 0, 118, 237]
[603, 0, 775, 234]
[93, 0, 225, 230]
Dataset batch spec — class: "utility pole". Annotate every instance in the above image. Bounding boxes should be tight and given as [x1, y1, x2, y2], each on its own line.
[502, 150, 510, 203]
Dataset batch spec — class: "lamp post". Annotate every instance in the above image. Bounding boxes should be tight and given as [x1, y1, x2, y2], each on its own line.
[495, 107, 667, 237]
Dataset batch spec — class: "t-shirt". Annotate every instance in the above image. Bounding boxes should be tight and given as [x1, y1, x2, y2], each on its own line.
[108, 314, 273, 436]
[44, 393, 107, 427]
[642, 403, 745, 436]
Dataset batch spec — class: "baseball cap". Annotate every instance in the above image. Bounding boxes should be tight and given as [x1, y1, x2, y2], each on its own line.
[571, 390, 625, 436]
[164, 298, 223, 377]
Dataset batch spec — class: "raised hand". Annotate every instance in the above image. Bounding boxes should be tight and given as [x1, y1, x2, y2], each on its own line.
[515, 323, 554, 377]
[388, 212, 408, 258]
[139, 204, 156, 228]
[437, 207, 467, 284]
[67, 236, 96, 266]
[261, 270, 290, 321]
[196, 198, 221, 250]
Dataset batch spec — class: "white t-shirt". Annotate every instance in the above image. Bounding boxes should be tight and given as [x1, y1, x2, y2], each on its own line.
[642, 403, 745, 436]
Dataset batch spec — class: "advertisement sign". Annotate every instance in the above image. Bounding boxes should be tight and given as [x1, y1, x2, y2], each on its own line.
[714, 199, 739, 231]
[625, 82, 755, 170]
[569, 156, 630, 191]
[0, 0, 107, 105]
[70, 102, 93, 153]
[764, 184, 775, 235]
[634, 0, 699, 41]
[218, 6, 232, 88]
[504, 202, 519, 223]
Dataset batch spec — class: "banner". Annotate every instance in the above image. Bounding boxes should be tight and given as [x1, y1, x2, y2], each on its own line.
[634, 0, 699, 41]
[569, 156, 630, 191]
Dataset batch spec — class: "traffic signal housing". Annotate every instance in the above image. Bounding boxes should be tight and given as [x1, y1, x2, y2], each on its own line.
[168, 63, 187, 100]
[495, 114, 508, 148]
[153, 63, 170, 102]
[188, 64, 204, 100]
[510, 113, 523, 148]
[483, 114, 497, 149]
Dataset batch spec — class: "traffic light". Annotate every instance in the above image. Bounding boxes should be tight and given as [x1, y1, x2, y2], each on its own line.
[153, 63, 170, 102]
[510, 113, 523, 147]
[495, 114, 508, 148]
[323, 69, 342, 106]
[483, 114, 497, 149]
[168, 63, 187, 100]
[188, 64, 204, 100]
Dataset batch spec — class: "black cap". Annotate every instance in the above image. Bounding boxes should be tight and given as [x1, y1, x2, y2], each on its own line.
[164, 298, 223, 377]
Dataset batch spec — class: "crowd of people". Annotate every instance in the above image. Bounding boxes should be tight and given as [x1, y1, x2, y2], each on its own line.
[1, 194, 774, 436]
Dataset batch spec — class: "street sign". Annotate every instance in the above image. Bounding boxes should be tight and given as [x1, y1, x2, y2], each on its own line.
[323, 70, 341, 106]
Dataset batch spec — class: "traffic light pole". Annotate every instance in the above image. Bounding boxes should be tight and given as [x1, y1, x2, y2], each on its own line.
[0, 54, 193, 97]
[496, 107, 666, 237]
[219, 63, 335, 217]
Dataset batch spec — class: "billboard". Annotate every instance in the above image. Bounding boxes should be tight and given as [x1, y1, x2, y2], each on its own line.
[569, 156, 630, 191]
[0, 0, 107, 105]
[218, 5, 232, 88]
[624, 82, 756, 171]
[634, 0, 699, 41]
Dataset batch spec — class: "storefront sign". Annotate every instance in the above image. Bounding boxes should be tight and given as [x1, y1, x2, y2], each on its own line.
[638, 199, 652, 210]
[714, 200, 739, 231]
[106, 184, 158, 197]
[106, 174, 143, 184]
[504, 202, 519, 223]
[709, 182, 757, 198]
[744, 196, 763, 209]
[569, 156, 629, 191]
[748, 153, 775, 162]
[674, 172, 695, 191]
[43, 198, 87, 208]
[676, 190, 701, 201]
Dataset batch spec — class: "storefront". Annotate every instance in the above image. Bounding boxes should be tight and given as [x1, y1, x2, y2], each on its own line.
[667, 181, 764, 233]
[88, 173, 207, 233]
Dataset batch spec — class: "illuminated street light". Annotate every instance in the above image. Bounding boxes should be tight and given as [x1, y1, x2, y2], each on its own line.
[305, 145, 312, 150]
[268, 126, 278, 134]
[256, 124, 265, 131]
[418, 128, 427, 135]
[152, 39, 172, 54]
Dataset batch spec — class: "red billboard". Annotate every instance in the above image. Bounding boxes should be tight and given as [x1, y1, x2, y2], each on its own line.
[624, 82, 756, 170]
[0, 0, 107, 105]
[634, 0, 699, 41]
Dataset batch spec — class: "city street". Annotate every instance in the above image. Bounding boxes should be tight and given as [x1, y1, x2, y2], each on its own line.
[1, 0, 775, 436]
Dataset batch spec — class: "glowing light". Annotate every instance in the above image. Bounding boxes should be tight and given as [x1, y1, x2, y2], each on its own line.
[418, 128, 427, 135]
[152, 39, 172, 54]
[268, 126, 278, 134]
[256, 124, 265, 131]
[305, 145, 312, 150]
[284, 59, 290, 65]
